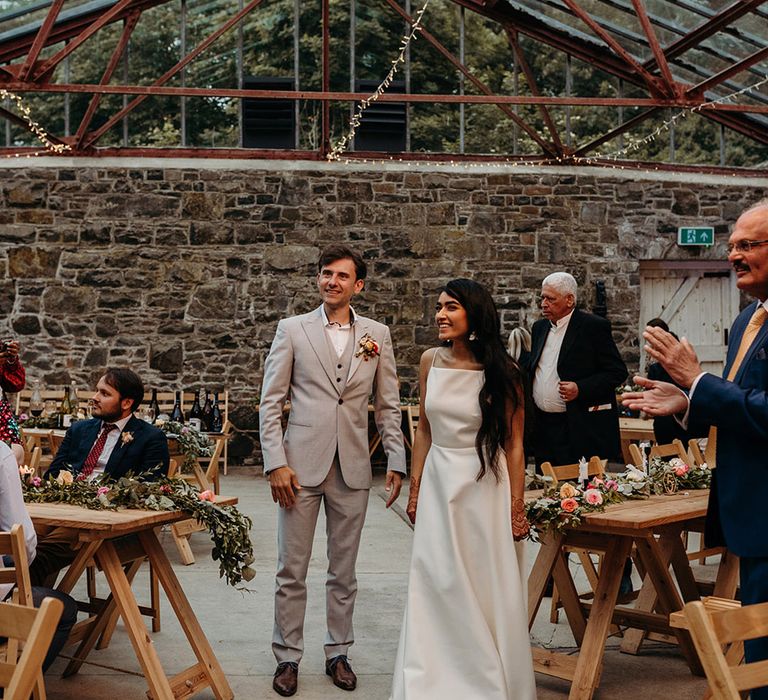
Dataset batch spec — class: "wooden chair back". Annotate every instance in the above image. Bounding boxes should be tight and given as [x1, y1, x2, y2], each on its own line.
[48, 432, 64, 457]
[628, 439, 688, 468]
[406, 405, 419, 446]
[684, 599, 768, 699]
[167, 458, 179, 479]
[0, 597, 64, 699]
[0, 525, 33, 607]
[540, 456, 606, 487]
[27, 446, 42, 475]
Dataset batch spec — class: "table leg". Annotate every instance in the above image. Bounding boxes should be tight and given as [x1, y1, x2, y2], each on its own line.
[139, 529, 233, 700]
[528, 531, 564, 629]
[96, 540, 175, 700]
[56, 540, 101, 595]
[633, 533, 703, 676]
[568, 535, 632, 700]
[712, 549, 739, 599]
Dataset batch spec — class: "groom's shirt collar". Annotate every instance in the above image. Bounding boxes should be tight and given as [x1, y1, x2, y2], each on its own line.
[321, 305, 357, 329]
[321, 306, 356, 358]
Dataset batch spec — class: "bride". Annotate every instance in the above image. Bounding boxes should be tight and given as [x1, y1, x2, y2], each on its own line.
[391, 278, 536, 700]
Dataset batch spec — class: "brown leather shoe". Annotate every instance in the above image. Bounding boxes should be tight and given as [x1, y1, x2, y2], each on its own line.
[326, 655, 357, 691]
[273, 662, 298, 697]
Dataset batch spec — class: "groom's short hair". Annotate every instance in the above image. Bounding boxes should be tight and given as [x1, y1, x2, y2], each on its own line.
[318, 244, 367, 281]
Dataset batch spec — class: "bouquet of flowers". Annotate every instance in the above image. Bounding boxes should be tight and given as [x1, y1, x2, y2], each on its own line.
[21, 463, 254, 587]
[615, 456, 711, 496]
[525, 476, 623, 540]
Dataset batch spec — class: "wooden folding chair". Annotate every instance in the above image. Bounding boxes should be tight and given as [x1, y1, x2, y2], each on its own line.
[0, 524, 45, 699]
[539, 456, 608, 623]
[689, 425, 717, 469]
[673, 598, 768, 700]
[628, 438, 688, 468]
[0, 597, 64, 700]
[406, 404, 419, 447]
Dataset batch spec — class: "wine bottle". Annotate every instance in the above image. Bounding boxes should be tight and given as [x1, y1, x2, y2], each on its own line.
[59, 385, 72, 428]
[201, 389, 213, 431]
[148, 389, 161, 424]
[210, 392, 223, 433]
[170, 391, 185, 423]
[69, 381, 79, 422]
[30, 380, 44, 417]
[189, 390, 202, 421]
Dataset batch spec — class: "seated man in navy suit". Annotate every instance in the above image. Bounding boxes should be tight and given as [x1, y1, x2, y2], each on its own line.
[30, 367, 169, 585]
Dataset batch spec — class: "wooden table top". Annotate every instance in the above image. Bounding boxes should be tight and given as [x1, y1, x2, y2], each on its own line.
[526, 488, 709, 532]
[27, 502, 185, 537]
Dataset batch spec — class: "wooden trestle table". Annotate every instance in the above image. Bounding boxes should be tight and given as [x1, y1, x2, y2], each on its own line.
[27, 503, 233, 700]
[527, 489, 739, 700]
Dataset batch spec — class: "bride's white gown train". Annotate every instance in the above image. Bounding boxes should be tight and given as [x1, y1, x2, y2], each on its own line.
[391, 365, 536, 699]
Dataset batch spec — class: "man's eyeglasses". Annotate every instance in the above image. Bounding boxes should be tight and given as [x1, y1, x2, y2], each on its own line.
[727, 239, 768, 254]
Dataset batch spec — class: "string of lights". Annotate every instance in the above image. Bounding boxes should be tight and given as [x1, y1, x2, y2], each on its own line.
[0, 89, 71, 157]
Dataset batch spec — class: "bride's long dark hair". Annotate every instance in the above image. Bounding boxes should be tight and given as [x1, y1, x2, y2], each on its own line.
[443, 279, 523, 482]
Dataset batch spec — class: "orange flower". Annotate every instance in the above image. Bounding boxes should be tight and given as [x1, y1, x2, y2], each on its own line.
[198, 489, 215, 502]
[560, 498, 578, 513]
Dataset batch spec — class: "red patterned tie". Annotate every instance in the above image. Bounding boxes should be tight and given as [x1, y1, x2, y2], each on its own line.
[79, 423, 117, 478]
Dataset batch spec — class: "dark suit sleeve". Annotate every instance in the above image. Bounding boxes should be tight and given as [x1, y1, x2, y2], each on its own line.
[575, 318, 628, 404]
[692, 373, 768, 440]
[138, 427, 171, 477]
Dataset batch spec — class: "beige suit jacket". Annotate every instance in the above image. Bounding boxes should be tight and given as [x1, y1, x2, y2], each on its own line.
[259, 306, 406, 489]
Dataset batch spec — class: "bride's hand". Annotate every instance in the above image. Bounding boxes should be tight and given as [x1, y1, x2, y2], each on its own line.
[511, 497, 529, 541]
[406, 495, 418, 524]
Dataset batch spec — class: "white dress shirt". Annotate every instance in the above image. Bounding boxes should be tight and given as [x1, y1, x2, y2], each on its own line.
[321, 305, 356, 358]
[90, 414, 133, 478]
[0, 442, 37, 600]
[533, 310, 575, 413]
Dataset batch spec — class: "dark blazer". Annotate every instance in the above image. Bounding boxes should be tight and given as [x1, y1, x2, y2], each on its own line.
[530, 308, 628, 461]
[691, 301, 768, 558]
[46, 415, 170, 481]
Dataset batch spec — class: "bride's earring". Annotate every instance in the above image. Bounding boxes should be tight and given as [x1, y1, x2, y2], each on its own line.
[469, 332, 477, 341]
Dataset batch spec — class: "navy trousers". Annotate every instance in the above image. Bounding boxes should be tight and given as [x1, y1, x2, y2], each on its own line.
[739, 556, 768, 699]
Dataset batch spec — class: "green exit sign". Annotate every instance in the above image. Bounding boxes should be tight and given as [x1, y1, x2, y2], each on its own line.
[678, 226, 715, 246]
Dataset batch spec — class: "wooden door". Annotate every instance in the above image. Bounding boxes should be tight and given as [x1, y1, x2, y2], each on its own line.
[640, 261, 739, 377]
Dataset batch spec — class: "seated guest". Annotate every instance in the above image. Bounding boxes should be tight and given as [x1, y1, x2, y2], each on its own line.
[31, 368, 169, 586]
[0, 440, 78, 672]
[0, 339, 26, 466]
[46, 367, 169, 481]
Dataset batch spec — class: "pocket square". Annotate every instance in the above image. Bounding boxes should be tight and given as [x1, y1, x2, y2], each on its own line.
[588, 403, 612, 412]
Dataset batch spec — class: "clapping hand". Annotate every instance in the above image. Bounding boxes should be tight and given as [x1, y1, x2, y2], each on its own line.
[643, 326, 701, 388]
[620, 375, 689, 417]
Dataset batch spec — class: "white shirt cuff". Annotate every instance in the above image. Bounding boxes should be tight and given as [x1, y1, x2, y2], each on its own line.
[675, 372, 707, 429]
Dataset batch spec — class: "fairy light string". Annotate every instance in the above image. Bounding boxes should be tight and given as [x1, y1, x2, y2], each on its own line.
[1, 89, 71, 157]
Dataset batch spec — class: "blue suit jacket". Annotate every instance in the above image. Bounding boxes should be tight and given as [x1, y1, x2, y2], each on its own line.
[46, 415, 170, 481]
[692, 301, 768, 558]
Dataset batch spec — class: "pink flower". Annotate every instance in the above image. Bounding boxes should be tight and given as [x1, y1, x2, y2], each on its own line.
[674, 465, 689, 477]
[19, 412, 28, 421]
[97, 486, 110, 496]
[590, 477, 605, 487]
[584, 489, 603, 506]
[160, 485, 173, 494]
[198, 489, 215, 502]
[605, 479, 618, 491]
[560, 498, 578, 513]
[31, 476, 41, 487]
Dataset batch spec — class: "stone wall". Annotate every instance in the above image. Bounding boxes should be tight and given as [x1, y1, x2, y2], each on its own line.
[0, 158, 765, 462]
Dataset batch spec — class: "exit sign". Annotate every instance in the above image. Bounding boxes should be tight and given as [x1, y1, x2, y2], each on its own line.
[678, 226, 715, 246]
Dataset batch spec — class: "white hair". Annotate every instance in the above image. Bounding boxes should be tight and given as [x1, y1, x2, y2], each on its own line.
[744, 198, 768, 216]
[541, 272, 578, 302]
[507, 327, 531, 361]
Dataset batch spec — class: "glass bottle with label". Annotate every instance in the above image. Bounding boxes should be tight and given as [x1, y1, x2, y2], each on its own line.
[170, 391, 184, 424]
[210, 392, 223, 433]
[148, 389, 161, 424]
[59, 385, 72, 428]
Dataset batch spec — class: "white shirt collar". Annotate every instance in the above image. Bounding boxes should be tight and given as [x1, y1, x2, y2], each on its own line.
[321, 305, 356, 329]
[550, 309, 575, 331]
[104, 415, 132, 432]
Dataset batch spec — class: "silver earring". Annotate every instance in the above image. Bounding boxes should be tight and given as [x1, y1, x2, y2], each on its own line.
[469, 332, 477, 341]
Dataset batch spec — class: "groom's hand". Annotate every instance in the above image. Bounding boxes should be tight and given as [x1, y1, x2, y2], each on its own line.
[384, 471, 402, 508]
[269, 466, 302, 508]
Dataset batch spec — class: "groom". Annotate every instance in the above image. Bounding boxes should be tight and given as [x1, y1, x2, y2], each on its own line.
[259, 244, 406, 696]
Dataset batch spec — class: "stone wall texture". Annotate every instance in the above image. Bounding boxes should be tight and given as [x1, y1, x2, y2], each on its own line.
[0, 160, 765, 462]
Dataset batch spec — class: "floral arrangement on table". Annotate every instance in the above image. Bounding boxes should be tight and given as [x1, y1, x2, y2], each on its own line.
[526, 457, 711, 539]
[525, 476, 624, 539]
[155, 420, 213, 472]
[20, 464, 254, 587]
[17, 413, 61, 429]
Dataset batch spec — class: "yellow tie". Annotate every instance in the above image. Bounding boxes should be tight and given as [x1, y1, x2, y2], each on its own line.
[726, 305, 768, 381]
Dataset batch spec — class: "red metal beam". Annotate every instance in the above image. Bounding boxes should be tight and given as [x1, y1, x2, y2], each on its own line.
[559, 0, 667, 95]
[31, 0, 138, 82]
[19, 0, 65, 82]
[645, 0, 766, 71]
[630, 0, 677, 96]
[380, 0, 556, 155]
[0, 104, 68, 146]
[75, 12, 141, 148]
[82, 0, 264, 149]
[572, 107, 661, 157]
[505, 27, 565, 155]
[686, 44, 768, 97]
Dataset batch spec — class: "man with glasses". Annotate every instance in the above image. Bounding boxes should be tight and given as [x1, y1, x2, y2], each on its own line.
[623, 199, 768, 698]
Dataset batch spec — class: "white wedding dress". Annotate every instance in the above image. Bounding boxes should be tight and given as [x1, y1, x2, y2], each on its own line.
[391, 364, 536, 700]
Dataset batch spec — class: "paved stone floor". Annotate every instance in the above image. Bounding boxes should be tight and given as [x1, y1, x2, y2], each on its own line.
[44, 468, 710, 699]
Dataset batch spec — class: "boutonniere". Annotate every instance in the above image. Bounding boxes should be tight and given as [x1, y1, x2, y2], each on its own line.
[120, 431, 134, 447]
[355, 333, 380, 361]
